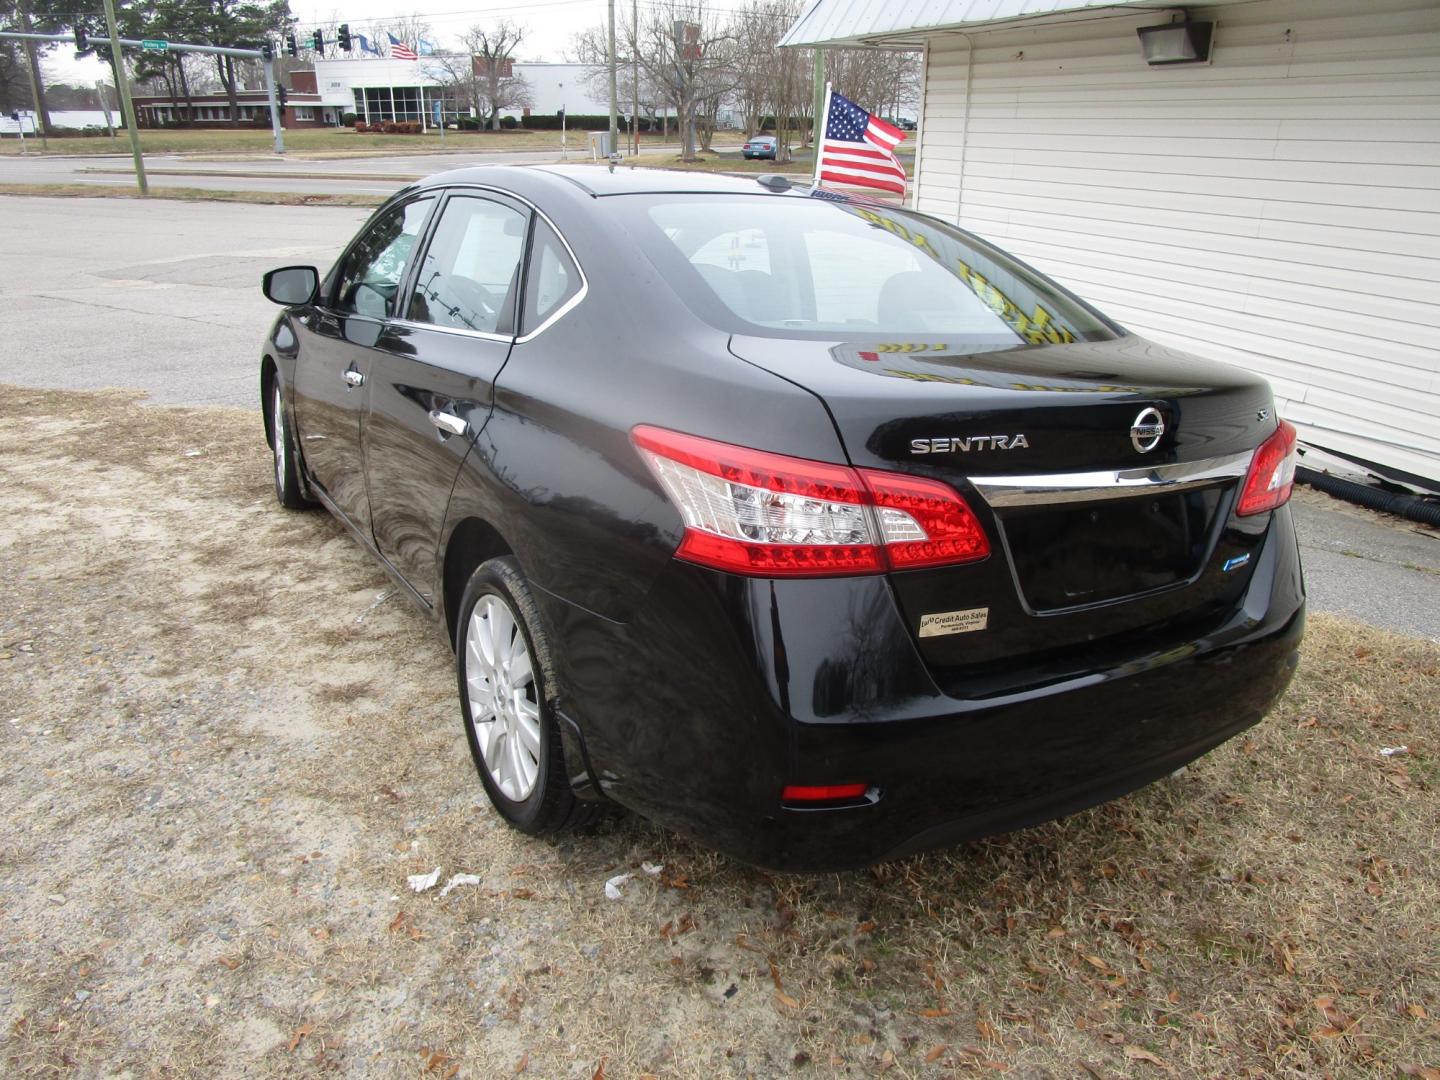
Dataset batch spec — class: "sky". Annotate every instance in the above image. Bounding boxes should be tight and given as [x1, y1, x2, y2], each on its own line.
[41, 0, 770, 87]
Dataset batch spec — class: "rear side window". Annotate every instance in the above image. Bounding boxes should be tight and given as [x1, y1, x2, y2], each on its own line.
[332, 196, 434, 318]
[407, 195, 528, 335]
[623, 195, 1118, 344]
[521, 219, 582, 335]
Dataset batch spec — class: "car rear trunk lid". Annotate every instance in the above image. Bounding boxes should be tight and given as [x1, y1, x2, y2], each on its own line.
[728, 333, 1278, 691]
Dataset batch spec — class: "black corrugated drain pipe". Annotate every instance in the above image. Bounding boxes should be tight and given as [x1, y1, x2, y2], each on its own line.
[1297, 467, 1440, 528]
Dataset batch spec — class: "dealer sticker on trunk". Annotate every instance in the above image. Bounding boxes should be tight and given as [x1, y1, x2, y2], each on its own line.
[918, 607, 989, 638]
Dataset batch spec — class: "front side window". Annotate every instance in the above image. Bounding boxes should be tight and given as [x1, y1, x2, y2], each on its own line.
[407, 195, 528, 334]
[623, 195, 1118, 344]
[332, 197, 434, 318]
[520, 219, 582, 334]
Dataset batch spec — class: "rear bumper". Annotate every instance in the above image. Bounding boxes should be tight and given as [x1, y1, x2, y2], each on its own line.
[536, 506, 1305, 871]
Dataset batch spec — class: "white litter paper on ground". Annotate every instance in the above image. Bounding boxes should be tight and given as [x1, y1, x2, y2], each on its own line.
[604, 872, 634, 900]
[406, 867, 441, 893]
[439, 873, 482, 898]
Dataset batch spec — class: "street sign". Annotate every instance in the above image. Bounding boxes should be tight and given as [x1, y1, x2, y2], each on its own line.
[140, 39, 168, 52]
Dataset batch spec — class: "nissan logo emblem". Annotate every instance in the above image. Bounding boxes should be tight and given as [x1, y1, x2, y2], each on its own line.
[1130, 407, 1165, 453]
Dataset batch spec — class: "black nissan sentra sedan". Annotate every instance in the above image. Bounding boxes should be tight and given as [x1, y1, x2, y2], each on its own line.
[259, 165, 1304, 871]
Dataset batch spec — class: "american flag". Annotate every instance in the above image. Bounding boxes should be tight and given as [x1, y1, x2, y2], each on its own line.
[817, 89, 907, 196]
[388, 33, 418, 61]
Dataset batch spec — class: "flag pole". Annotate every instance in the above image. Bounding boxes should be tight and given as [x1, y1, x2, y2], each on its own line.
[811, 81, 832, 190]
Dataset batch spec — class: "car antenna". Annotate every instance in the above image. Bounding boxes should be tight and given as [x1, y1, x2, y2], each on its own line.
[755, 174, 792, 192]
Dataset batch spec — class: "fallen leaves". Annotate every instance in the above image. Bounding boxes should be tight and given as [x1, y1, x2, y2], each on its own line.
[388, 910, 425, 942]
[1312, 995, 1358, 1039]
[288, 1023, 312, 1052]
[1122, 1044, 1171, 1069]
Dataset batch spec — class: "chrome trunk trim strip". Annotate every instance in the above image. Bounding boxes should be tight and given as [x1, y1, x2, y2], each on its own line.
[970, 451, 1252, 508]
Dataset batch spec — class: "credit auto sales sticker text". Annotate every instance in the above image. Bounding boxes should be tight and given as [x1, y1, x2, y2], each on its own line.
[918, 607, 989, 638]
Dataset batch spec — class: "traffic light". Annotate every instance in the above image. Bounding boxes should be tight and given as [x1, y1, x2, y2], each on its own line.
[261, 40, 274, 61]
[285, 32, 298, 57]
[278, 85, 289, 108]
[311, 29, 324, 52]
[337, 24, 352, 51]
[74, 24, 88, 52]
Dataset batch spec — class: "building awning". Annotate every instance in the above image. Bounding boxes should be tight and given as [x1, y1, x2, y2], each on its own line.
[780, 0, 1237, 48]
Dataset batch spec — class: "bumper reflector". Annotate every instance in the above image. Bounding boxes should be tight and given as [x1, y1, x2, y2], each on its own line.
[782, 783, 870, 803]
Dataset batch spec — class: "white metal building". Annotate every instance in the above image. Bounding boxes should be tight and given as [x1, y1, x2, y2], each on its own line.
[312, 58, 609, 124]
[783, 0, 1440, 490]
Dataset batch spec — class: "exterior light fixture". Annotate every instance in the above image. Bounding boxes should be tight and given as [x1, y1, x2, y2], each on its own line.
[1137, 13, 1214, 65]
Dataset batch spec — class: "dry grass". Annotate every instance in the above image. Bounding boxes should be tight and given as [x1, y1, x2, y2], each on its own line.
[0, 183, 383, 207]
[0, 385, 1435, 1078]
[0, 128, 747, 158]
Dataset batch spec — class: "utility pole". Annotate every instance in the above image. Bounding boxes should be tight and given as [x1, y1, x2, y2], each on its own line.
[17, 2, 48, 150]
[632, 0, 639, 155]
[102, 0, 147, 194]
[607, 0, 618, 154]
[95, 80, 117, 140]
[812, 48, 825, 148]
[262, 55, 285, 154]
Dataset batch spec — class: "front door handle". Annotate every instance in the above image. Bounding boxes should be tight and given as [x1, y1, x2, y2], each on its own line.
[428, 409, 467, 437]
[343, 368, 365, 388]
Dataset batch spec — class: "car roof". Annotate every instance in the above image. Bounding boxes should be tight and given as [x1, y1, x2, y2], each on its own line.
[411, 163, 818, 200]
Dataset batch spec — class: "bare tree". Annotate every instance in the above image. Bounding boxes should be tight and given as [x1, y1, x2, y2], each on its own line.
[825, 47, 921, 122]
[731, 0, 811, 158]
[427, 23, 532, 129]
[584, 1, 735, 160]
[572, 15, 666, 139]
[470, 22, 528, 130]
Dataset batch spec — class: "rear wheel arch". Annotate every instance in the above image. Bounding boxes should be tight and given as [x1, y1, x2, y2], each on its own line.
[442, 516, 513, 648]
[260, 356, 278, 447]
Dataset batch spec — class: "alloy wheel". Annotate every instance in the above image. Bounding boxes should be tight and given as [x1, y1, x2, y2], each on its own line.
[273, 381, 286, 490]
[464, 595, 542, 802]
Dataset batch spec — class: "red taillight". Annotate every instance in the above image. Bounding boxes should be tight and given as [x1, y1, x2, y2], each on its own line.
[782, 783, 869, 803]
[631, 426, 990, 578]
[860, 469, 991, 569]
[1237, 419, 1298, 517]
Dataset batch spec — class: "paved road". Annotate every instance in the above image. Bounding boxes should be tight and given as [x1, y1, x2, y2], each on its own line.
[0, 145, 691, 196]
[1, 194, 1434, 641]
[1289, 492, 1438, 642]
[0, 195, 368, 407]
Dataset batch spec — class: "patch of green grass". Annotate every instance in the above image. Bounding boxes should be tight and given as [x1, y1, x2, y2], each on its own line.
[0, 182, 382, 207]
[0, 127, 750, 158]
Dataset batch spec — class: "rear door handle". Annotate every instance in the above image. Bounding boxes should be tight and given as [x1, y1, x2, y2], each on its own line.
[428, 409, 467, 437]
[343, 368, 365, 388]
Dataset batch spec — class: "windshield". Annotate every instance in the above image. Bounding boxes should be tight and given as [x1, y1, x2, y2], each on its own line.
[618, 194, 1118, 344]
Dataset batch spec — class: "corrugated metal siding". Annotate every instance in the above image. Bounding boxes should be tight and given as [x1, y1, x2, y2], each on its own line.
[781, 0, 1140, 48]
[914, 0, 1440, 484]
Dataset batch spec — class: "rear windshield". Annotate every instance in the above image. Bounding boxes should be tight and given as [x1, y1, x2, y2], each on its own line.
[616, 194, 1118, 344]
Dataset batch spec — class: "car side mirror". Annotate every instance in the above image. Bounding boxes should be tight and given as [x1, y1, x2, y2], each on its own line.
[263, 265, 320, 306]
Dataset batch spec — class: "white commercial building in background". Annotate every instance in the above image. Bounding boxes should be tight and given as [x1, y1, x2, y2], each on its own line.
[312, 58, 609, 124]
[783, 0, 1440, 490]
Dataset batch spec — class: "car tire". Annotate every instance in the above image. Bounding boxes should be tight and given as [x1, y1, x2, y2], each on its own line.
[456, 556, 596, 835]
[271, 377, 313, 510]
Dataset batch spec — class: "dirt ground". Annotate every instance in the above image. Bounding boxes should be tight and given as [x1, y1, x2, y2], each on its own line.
[1, 386, 1436, 1079]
